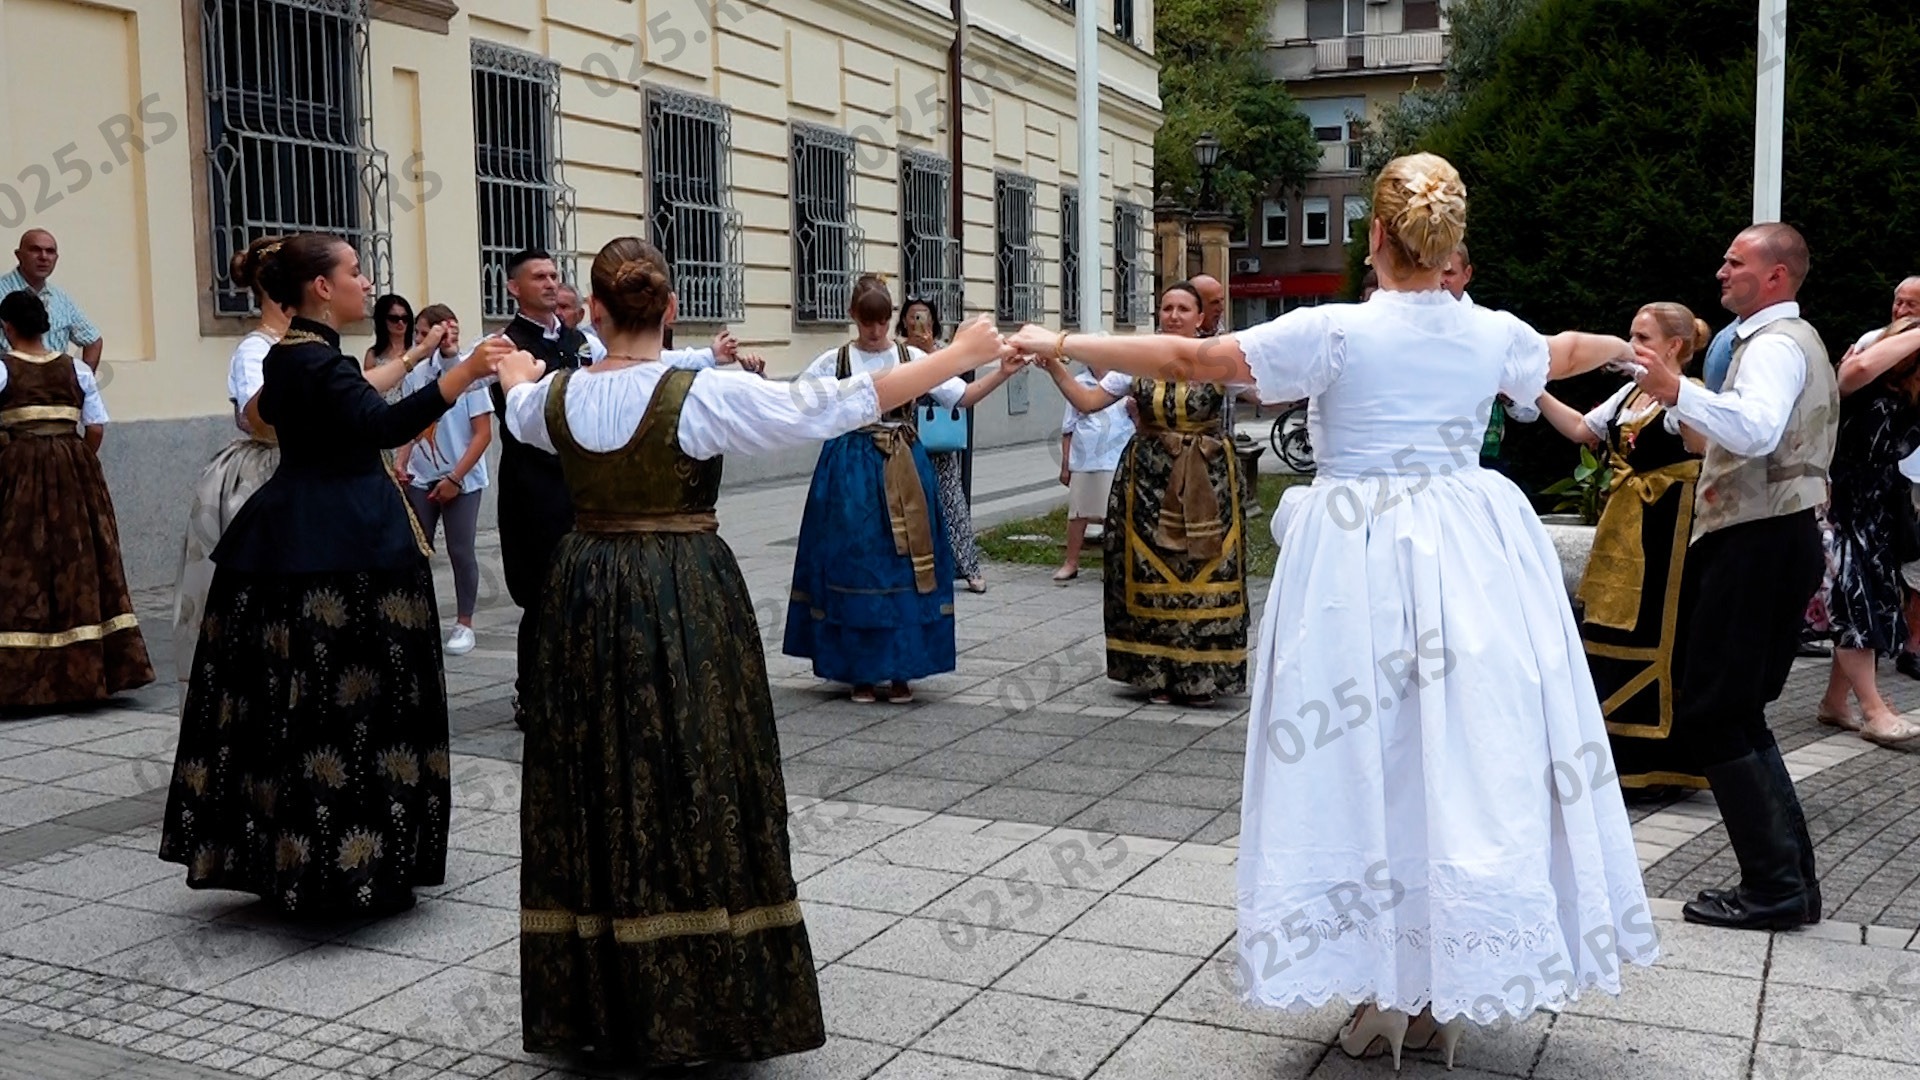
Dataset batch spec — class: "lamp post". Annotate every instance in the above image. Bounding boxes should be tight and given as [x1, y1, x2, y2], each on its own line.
[1192, 131, 1223, 212]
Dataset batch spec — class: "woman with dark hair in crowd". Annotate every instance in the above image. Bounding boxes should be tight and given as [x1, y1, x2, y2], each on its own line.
[363, 293, 417, 400]
[899, 296, 987, 592]
[172, 237, 293, 708]
[159, 233, 514, 914]
[1038, 279, 1249, 707]
[784, 276, 1023, 704]
[1538, 302, 1712, 791]
[499, 237, 1007, 1068]
[1815, 319, 1920, 748]
[0, 289, 153, 708]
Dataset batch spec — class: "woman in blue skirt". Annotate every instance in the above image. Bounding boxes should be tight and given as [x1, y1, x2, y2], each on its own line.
[783, 276, 1024, 703]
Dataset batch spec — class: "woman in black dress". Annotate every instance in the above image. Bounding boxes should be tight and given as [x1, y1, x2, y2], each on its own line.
[1538, 302, 1710, 790]
[159, 233, 516, 913]
[1819, 318, 1920, 749]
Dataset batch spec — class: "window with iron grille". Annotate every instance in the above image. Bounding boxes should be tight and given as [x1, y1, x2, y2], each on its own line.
[1115, 0, 1136, 42]
[1114, 199, 1146, 326]
[473, 41, 575, 320]
[791, 123, 863, 323]
[1061, 186, 1081, 328]
[646, 87, 742, 322]
[994, 171, 1041, 324]
[200, 0, 391, 316]
[899, 149, 962, 325]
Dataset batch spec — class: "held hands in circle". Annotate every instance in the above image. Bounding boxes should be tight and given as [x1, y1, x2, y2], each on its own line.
[1626, 342, 1682, 406]
[488, 340, 547, 392]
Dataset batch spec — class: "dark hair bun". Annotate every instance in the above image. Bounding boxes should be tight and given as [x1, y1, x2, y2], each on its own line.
[254, 233, 348, 309]
[0, 289, 52, 339]
[589, 238, 674, 333]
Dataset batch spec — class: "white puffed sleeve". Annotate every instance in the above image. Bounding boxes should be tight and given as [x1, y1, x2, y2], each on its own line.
[503, 373, 562, 454]
[678, 368, 880, 460]
[1489, 309, 1552, 408]
[75, 358, 108, 425]
[1097, 370, 1134, 397]
[1582, 383, 1635, 441]
[1230, 308, 1343, 403]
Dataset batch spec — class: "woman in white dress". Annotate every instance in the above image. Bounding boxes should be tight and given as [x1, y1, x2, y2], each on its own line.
[1009, 154, 1657, 1069]
[171, 237, 290, 705]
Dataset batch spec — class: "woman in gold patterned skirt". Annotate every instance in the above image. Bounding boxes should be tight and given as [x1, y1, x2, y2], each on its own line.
[158, 234, 512, 914]
[497, 238, 1006, 1068]
[1538, 302, 1709, 792]
[1039, 281, 1249, 705]
[0, 290, 153, 708]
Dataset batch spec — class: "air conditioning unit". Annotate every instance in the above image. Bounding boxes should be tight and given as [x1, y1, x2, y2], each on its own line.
[1234, 257, 1261, 274]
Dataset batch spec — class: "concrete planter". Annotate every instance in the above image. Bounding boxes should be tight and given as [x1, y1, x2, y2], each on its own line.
[1540, 519, 1598, 597]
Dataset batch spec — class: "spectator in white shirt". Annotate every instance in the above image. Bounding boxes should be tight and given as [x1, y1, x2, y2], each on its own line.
[396, 304, 492, 656]
[1054, 364, 1135, 583]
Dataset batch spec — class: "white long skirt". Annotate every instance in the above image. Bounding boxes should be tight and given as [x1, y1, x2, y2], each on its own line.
[171, 438, 278, 708]
[1236, 469, 1656, 1025]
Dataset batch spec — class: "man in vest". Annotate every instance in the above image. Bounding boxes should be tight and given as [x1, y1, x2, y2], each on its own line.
[490, 249, 596, 729]
[1630, 223, 1835, 931]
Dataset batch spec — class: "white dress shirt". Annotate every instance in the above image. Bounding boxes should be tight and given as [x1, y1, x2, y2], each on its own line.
[1666, 301, 1809, 457]
[1062, 372, 1136, 473]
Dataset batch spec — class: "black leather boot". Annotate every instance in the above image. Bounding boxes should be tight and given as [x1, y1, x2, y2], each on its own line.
[1693, 743, 1821, 924]
[1683, 752, 1813, 930]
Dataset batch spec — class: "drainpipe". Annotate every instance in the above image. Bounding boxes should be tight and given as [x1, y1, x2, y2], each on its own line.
[950, 0, 976, 508]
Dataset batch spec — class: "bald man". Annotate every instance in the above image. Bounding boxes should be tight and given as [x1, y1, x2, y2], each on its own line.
[1633, 223, 1835, 932]
[0, 229, 102, 369]
[1191, 274, 1226, 338]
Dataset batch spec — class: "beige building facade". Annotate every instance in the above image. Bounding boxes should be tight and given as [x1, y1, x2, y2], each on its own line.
[1228, 0, 1446, 327]
[0, 0, 1160, 586]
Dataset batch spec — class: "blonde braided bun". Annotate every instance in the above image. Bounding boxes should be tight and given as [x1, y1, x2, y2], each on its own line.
[590, 237, 674, 332]
[1372, 153, 1469, 274]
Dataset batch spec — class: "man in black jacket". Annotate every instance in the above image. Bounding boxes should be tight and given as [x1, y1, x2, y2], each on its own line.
[489, 249, 594, 728]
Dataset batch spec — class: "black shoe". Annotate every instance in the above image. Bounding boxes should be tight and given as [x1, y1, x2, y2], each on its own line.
[1683, 751, 1815, 931]
[1897, 652, 1920, 681]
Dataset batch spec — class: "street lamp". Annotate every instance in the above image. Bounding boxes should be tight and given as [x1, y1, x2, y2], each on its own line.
[1192, 131, 1222, 211]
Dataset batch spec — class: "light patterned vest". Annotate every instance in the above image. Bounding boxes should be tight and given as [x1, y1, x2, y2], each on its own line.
[1691, 317, 1837, 542]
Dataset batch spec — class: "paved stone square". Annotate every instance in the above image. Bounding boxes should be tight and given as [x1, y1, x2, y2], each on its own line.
[1, 440, 1916, 1079]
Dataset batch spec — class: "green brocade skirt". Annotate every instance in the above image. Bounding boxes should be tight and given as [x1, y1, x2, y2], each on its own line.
[519, 529, 824, 1065]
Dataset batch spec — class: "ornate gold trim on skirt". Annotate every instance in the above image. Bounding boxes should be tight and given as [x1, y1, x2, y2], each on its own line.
[0, 612, 140, 649]
[522, 900, 804, 944]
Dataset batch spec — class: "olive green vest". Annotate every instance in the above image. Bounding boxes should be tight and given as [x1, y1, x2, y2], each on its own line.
[544, 367, 723, 519]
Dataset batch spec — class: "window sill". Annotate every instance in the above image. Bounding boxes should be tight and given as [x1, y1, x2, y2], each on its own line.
[370, 0, 458, 35]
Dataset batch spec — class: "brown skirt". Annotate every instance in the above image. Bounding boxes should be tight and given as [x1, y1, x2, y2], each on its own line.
[0, 431, 153, 708]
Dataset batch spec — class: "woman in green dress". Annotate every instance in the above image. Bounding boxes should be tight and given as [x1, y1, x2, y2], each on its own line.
[1038, 280, 1249, 705]
[1538, 301, 1710, 793]
[497, 238, 1007, 1068]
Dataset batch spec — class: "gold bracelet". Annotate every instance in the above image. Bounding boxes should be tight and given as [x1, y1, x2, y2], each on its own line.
[1055, 331, 1069, 359]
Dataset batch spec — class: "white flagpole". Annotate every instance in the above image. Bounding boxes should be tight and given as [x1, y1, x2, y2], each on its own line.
[1077, 0, 1102, 329]
[1753, 0, 1785, 222]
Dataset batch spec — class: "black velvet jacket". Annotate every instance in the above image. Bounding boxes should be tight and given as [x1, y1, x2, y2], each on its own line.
[211, 317, 454, 575]
[489, 313, 593, 524]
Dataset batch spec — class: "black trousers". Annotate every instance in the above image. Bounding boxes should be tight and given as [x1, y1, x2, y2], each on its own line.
[496, 462, 573, 705]
[1673, 509, 1824, 769]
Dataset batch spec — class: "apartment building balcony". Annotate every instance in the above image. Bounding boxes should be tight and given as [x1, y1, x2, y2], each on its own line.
[1266, 30, 1448, 81]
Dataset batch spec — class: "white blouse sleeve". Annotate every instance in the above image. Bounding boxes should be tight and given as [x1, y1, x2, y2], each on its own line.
[75, 358, 108, 425]
[1230, 308, 1343, 403]
[678, 369, 881, 460]
[664, 347, 717, 370]
[228, 334, 271, 405]
[1491, 310, 1552, 407]
[1582, 383, 1635, 441]
[1097, 370, 1134, 398]
[503, 374, 562, 455]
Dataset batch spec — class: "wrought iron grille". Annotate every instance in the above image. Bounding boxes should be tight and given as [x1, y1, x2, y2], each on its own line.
[899, 149, 962, 325]
[472, 40, 575, 320]
[200, 0, 391, 316]
[1114, 198, 1147, 326]
[646, 87, 743, 323]
[1061, 186, 1081, 328]
[791, 123, 863, 323]
[994, 170, 1042, 324]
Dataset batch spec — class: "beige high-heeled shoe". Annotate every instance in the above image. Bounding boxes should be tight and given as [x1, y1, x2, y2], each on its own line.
[1405, 1009, 1469, 1070]
[1338, 1005, 1412, 1070]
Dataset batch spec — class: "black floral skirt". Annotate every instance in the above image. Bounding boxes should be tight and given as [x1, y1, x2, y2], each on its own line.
[520, 529, 824, 1066]
[158, 564, 450, 914]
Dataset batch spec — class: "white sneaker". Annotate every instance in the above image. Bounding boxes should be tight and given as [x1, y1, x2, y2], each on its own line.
[445, 625, 476, 656]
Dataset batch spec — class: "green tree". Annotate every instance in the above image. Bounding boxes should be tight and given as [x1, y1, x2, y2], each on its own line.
[1358, 0, 1920, 500]
[1155, 0, 1321, 220]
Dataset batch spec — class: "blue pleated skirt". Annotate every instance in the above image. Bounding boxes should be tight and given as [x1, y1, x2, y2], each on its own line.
[782, 430, 956, 684]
